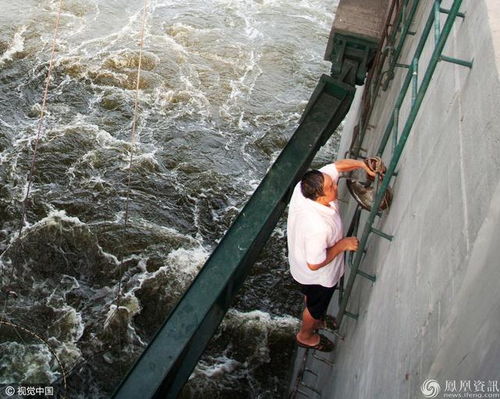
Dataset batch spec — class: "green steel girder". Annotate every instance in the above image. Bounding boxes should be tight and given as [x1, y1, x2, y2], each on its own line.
[326, 33, 379, 85]
[112, 74, 356, 399]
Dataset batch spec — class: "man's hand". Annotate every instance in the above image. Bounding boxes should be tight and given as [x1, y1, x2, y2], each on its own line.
[307, 236, 359, 270]
[362, 162, 377, 178]
[335, 159, 376, 178]
[340, 236, 359, 252]
[363, 157, 386, 179]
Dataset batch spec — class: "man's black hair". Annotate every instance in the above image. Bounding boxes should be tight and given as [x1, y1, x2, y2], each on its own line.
[301, 170, 324, 201]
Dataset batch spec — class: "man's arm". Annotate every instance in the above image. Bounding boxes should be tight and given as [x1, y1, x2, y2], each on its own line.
[334, 159, 376, 177]
[307, 237, 359, 271]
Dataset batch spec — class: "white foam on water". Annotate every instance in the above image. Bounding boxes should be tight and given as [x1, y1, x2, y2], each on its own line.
[86, 174, 106, 185]
[165, 245, 209, 277]
[194, 355, 242, 379]
[59, 274, 81, 292]
[104, 291, 142, 328]
[245, 179, 261, 195]
[133, 218, 200, 247]
[225, 308, 299, 331]
[187, 308, 300, 391]
[50, 306, 85, 342]
[5, 209, 86, 242]
[103, 295, 147, 348]
[63, 4, 149, 59]
[54, 341, 83, 374]
[0, 26, 27, 67]
[0, 0, 337, 396]
[132, 241, 207, 282]
[35, 209, 86, 228]
[131, 149, 161, 171]
[0, 117, 14, 129]
[0, 342, 60, 384]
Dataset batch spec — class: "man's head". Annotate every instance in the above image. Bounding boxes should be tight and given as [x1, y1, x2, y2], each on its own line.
[301, 170, 337, 205]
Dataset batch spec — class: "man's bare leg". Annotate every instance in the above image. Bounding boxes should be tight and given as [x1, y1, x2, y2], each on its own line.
[296, 307, 322, 346]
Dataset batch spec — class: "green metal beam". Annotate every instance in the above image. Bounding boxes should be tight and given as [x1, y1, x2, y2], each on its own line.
[112, 74, 355, 399]
[326, 33, 379, 85]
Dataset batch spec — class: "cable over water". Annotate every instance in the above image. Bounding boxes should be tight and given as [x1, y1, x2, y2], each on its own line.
[0, 1, 336, 396]
[18, 0, 64, 236]
[1, 2, 69, 396]
[112, 0, 150, 378]
[124, 0, 149, 228]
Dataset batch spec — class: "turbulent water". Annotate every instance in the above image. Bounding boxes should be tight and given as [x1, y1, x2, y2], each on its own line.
[0, 0, 339, 397]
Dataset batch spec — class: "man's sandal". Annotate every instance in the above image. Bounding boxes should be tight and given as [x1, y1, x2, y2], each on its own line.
[296, 334, 335, 352]
[321, 315, 338, 331]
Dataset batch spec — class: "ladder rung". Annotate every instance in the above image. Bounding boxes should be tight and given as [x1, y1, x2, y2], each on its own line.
[304, 368, 318, 377]
[299, 382, 321, 395]
[345, 311, 359, 320]
[439, 55, 473, 68]
[313, 352, 335, 367]
[357, 269, 376, 282]
[370, 227, 394, 241]
[439, 7, 465, 18]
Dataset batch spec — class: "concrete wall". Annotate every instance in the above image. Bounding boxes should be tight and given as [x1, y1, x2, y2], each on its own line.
[330, 0, 389, 40]
[306, 0, 500, 398]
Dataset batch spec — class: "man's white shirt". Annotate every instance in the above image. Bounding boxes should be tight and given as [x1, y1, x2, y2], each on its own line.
[287, 164, 344, 288]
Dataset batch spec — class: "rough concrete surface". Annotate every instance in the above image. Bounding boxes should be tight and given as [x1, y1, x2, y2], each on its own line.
[290, 0, 500, 398]
[324, 0, 390, 62]
[333, 0, 389, 39]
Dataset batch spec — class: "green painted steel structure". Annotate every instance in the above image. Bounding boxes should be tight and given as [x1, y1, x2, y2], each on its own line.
[113, 0, 392, 395]
[326, 33, 379, 86]
[113, 75, 358, 399]
[336, 0, 471, 328]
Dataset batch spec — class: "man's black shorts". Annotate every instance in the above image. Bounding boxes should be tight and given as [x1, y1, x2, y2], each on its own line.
[300, 283, 337, 320]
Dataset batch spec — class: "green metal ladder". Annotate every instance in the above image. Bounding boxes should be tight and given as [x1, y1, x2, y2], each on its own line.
[113, 1, 472, 396]
[336, 0, 472, 328]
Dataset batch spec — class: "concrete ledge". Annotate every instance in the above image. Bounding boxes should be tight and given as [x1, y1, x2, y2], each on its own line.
[334, 0, 389, 39]
[325, 0, 390, 61]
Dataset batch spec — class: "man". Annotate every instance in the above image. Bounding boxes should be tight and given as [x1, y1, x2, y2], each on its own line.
[287, 159, 374, 351]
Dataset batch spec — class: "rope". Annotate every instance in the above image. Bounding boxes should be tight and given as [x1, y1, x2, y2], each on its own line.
[362, 156, 392, 210]
[4, 1, 149, 393]
[108, 1, 150, 377]
[124, 0, 149, 227]
[18, 0, 64, 236]
[2, 6, 66, 393]
[3, 2, 149, 394]
[116, 0, 149, 312]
